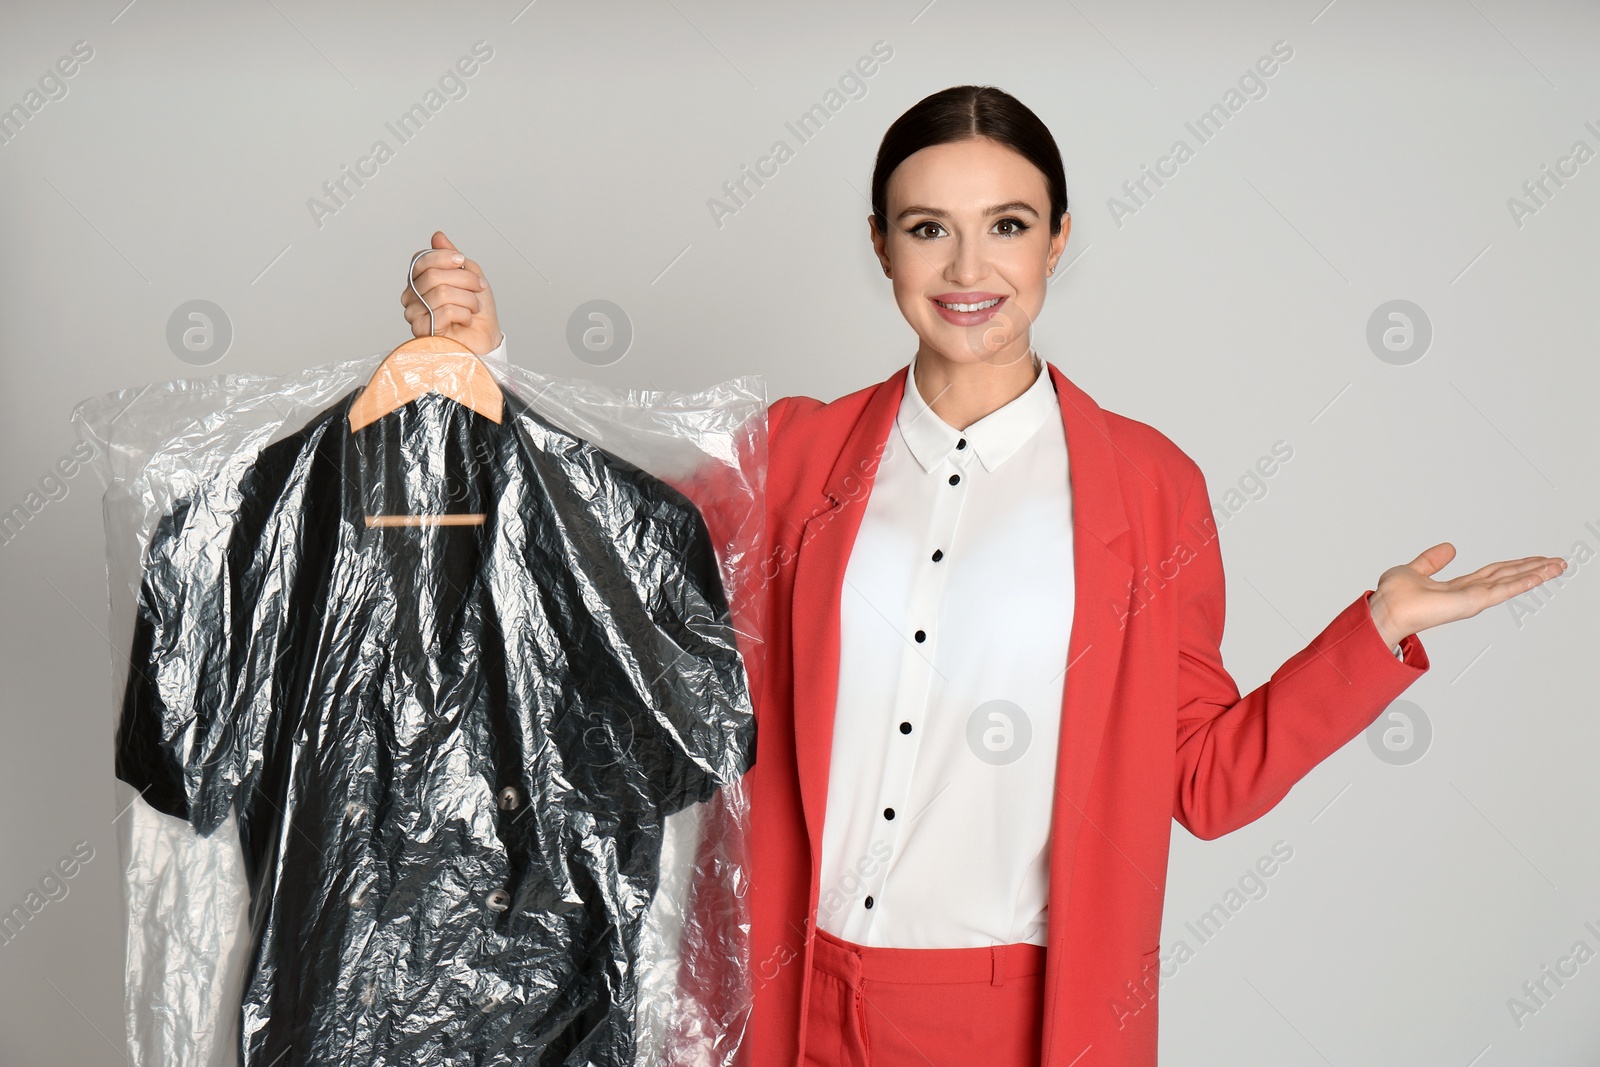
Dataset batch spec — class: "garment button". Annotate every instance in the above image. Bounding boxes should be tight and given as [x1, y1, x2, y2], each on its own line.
[914, 629, 926, 642]
[486, 888, 511, 911]
[899, 722, 912, 734]
[931, 548, 943, 561]
[864, 896, 875, 909]
[884, 808, 895, 820]
[496, 785, 521, 811]
[956, 438, 967, 449]
[948, 474, 960, 485]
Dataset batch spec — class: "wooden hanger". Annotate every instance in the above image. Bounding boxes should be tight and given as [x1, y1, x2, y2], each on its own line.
[351, 248, 504, 528]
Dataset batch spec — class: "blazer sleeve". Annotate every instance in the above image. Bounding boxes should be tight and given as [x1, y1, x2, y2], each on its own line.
[768, 395, 793, 442]
[1171, 465, 1430, 840]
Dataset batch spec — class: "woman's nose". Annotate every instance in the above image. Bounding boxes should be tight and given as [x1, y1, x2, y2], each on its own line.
[944, 238, 987, 285]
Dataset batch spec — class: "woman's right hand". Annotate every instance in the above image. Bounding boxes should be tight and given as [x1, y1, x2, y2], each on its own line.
[401, 230, 503, 356]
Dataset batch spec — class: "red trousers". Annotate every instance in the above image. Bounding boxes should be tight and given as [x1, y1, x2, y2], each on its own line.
[801, 927, 1046, 1067]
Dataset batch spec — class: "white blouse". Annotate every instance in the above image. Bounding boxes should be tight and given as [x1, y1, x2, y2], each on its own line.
[815, 353, 1072, 949]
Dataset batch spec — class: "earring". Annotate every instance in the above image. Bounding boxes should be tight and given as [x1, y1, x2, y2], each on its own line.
[883, 267, 891, 277]
[1047, 263, 1056, 275]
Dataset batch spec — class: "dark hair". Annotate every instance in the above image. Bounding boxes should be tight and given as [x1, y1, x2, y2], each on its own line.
[871, 85, 1069, 238]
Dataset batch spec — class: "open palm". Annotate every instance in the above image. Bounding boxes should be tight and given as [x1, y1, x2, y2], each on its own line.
[1369, 542, 1568, 648]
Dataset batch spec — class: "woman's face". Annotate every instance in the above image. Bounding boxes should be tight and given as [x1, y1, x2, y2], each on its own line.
[871, 136, 1069, 369]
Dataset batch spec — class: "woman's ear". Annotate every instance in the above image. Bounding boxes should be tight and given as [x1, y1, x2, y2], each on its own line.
[868, 214, 892, 277]
[1048, 211, 1071, 274]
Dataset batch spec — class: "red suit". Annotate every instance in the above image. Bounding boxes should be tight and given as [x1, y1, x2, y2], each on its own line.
[737, 361, 1429, 1065]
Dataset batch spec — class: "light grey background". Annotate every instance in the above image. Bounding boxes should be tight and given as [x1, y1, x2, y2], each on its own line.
[2, 1, 1596, 1063]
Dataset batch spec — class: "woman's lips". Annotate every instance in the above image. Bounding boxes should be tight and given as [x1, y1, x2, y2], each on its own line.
[930, 293, 1007, 326]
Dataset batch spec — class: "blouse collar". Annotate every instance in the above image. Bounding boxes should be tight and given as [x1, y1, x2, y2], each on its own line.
[896, 350, 1059, 474]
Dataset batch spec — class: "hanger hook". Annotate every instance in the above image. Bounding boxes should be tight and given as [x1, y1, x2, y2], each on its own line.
[408, 248, 436, 338]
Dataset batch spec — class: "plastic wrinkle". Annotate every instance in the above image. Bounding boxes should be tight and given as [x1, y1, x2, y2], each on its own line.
[74, 352, 766, 1067]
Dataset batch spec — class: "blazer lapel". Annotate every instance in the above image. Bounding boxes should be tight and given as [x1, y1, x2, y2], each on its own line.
[1039, 362, 1137, 1062]
[789, 366, 905, 860]
[1042, 361, 1136, 874]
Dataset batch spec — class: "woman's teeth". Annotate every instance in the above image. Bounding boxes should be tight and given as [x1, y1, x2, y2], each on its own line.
[936, 297, 1001, 312]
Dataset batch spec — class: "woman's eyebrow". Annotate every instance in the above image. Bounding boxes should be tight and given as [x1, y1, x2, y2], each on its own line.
[895, 200, 1041, 221]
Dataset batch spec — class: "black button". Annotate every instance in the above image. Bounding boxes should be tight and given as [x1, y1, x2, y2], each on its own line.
[914, 629, 926, 642]
[956, 438, 967, 449]
[948, 474, 960, 485]
[899, 721, 912, 734]
[884, 808, 895, 820]
[864, 896, 875, 909]
[931, 548, 943, 562]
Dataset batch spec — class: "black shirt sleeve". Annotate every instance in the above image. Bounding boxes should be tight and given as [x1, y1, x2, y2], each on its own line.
[116, 498, 202, 824]
[583, 454, 757, 818]
[115, 439, 300, 838]
[115, 495, 235, 834]
[646, 486, 757, 816]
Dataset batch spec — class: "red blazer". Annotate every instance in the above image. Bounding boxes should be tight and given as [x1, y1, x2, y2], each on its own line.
[736, 360, 1430, 1066]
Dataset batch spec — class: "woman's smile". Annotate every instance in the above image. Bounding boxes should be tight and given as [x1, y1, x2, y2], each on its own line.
[930, 291, 1007, 326]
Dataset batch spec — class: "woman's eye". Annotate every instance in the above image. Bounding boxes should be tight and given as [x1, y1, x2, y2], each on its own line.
[908, 221, 945, 240]
[994, 217, 1030, 237]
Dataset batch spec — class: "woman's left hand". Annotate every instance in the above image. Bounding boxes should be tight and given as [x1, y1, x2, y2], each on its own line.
[1368, 542, 1568, 648]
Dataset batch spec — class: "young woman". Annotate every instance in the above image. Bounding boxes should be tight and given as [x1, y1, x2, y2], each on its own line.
[401, 86, 1566, 1067]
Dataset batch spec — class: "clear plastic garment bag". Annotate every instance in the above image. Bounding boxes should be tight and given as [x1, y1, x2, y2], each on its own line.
[73, 349, 767, 1067]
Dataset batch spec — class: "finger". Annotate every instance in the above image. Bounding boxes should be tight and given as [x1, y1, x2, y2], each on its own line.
[441, 255, 487, 285]
[411, 246, 469, 284]
[428, 232, 490, 281]
[413, 283, 484, 316]
[404, 301, 472, 336]
[1452, 559, 1568, 598]
[1405, 542, 1456, 578]
[430, 233, 485, 277]
[404, 295, 476, 327]
[1450, 556, 1566, 586]
[401, 269, 481, 314]
[414, 264, 484, 296]
[1500, 557, 1569, 581]
[1482, 565, 1566, 603]
[408, 249, 471, 287]
[407, 268, 483, 310]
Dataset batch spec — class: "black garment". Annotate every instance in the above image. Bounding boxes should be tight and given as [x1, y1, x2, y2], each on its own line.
[115, 382, 756, 1066]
